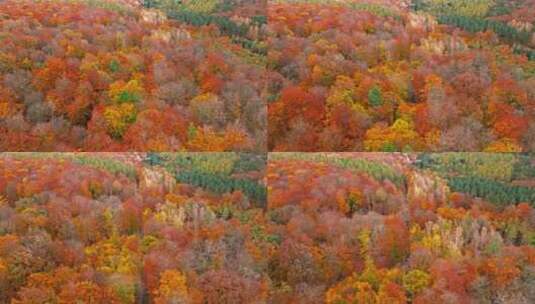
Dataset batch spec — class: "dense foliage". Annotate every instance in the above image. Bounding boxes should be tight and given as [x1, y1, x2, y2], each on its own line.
[151, 153, 268, 206]
[267, 0, 535, 151]
[2, 152, 534, 303]
[0, 153, 267, 303]
[0, 0, 267, 151]
[414, 0, 535, 59]
[145, 0, 268, 55]
[266, 152, 535, 303]
[416, 153, 535, 206]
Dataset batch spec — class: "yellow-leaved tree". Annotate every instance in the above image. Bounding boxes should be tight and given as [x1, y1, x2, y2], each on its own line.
[154, 270, 189, 304]
[364, 119, 423, 151]
[104, 103, 137, 139]
[104, 78, 145, 138]
[325, 229, 407, 304]
[484, 138, 523, 153]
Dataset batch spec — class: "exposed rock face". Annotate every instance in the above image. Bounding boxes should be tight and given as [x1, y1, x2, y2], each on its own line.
[155, 200, 215, 229]
[119, 0, 143, 7]
[139, 167, 176, 193]
[421, 35, 467, 55]
[408, 12, 436, 32]
[150, 28, 192, 43]
[420, 217, 504, 259]
[155, 201, 186, 228]
[509, 19, 533, 32]
[407, 170, 449, 205]
[141, 9, 167, 24]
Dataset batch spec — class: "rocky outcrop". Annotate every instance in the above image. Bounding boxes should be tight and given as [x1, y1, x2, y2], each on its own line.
[141, 9, 167, 24]
[421, 35, 467, 55]
[509, 19, 533, 32]
[150, 27, 192, 43]
[407, 170, 449, 205]
[408, 12, 436, 32]
[139, 167, 176, 193]
[155, 200, 215, 229]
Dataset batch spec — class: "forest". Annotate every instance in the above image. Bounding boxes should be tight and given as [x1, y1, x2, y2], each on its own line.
[267, 0, 535, 152]
[267, 152, 535, 303]
[0, 152, 268, 303]
[1, 152, 534, 303]
[0, 0, 267, 151]
[2, 1, 535, 302]
[2, 0, 535, 153]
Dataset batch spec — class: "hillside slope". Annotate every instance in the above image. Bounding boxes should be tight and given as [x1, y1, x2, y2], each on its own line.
[267, 0, 535, 152]
[266, 152, 535, 303]
[1, 152, 534, 302]
[0, 0, 267, 151]
[0, 152, 266, 303]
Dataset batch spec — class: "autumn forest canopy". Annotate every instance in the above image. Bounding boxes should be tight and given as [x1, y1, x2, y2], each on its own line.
[0, 152, 268, 303]
[1, 1, 535, 302]
[267, 0, 535, 152]
[1, 152, 535, 303]
[0, 0, 533, 152]
[0, 0, 268, 151]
